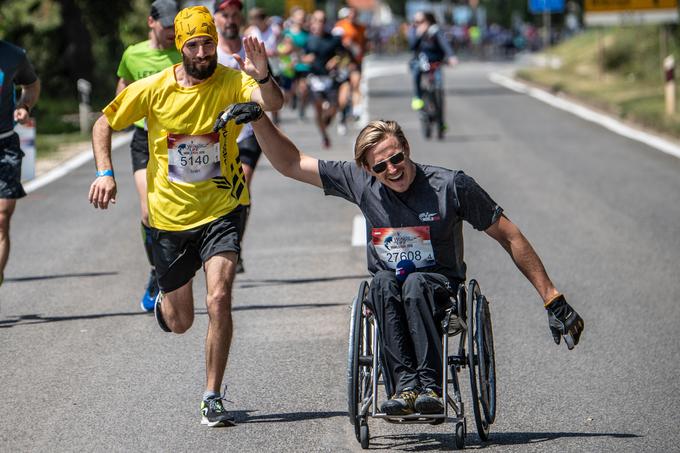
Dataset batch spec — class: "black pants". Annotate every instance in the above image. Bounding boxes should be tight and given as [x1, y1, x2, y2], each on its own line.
[367, 270, 455, 396]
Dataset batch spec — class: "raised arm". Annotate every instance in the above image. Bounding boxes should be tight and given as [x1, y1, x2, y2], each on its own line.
[251, 112, 322, 188]
[236, 36, 284, 111]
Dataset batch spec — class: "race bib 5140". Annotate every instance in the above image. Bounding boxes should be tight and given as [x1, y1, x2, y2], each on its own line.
[167, 132, 221, 183]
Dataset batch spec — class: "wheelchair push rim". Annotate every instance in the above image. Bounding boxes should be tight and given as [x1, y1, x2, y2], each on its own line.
[466, 279, 496, 441]
[347, 280, 373, 441]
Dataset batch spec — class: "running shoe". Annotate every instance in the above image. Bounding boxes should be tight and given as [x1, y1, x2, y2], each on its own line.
[411, 97, 425, 111]
[154, 292, 171, 333]
[414, 388, 444, 414]
[140, 269, 159, 312]
[201, 397, 235, 427]
[380, 388, 418, 415]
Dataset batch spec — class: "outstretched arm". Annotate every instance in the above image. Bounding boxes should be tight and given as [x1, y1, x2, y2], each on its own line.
[485, 215, 558, 303]
[485, 214, 584, 349]
[251, 112, 322, 188]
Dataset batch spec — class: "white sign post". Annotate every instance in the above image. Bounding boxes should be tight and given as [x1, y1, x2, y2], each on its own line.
[15, 118, 36, 182]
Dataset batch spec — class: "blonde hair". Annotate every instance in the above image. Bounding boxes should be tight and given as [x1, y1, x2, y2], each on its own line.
[354, 120, 410, 167]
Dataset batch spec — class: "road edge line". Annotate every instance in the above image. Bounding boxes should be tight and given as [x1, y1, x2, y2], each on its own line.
[488, 72, 680, 160]
[24, 131, 133, 194]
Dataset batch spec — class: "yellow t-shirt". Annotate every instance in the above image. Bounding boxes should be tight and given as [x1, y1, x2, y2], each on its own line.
[103, 64, 257, 231]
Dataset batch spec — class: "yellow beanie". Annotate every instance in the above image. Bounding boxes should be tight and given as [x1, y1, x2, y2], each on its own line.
[174, 6, 218, 51]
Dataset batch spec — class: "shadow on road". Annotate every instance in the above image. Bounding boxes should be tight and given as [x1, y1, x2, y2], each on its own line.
[232, 409, 346, 424]
[0, 310, 149, 328]
[367, 430, 641, 451]
[236, 274, 368, 289]
[0, 302, 345, 328]
[5, 271, 118, 282]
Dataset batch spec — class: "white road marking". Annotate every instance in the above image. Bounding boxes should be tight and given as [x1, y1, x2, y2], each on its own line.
[489, 72, 680, 160]
[25, 131, 133, 194]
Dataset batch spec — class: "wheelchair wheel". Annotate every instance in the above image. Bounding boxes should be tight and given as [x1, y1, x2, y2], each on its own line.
[348, 281, 372, 440]
[476, 294, 497, 424]
[466, 280, 490, 441]
[360, 421, 370, 449]
[453, 420, 466, 450]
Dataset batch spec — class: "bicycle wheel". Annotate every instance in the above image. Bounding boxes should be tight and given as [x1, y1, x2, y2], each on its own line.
[434, 88, 445, 140]
[347, 281, 372, 442]
[420, 90, 434, 139]
[466, 280, 490, 441]
[475, 294, 496, 425]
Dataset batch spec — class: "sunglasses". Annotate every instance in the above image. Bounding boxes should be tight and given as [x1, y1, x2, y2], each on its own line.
[372, 151, 405, 173]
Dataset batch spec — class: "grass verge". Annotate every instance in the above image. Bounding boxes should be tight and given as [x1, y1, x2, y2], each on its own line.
[517, 25, 680, 138]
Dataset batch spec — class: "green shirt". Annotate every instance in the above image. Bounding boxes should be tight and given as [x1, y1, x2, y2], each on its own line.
[117, 40, 181, 128]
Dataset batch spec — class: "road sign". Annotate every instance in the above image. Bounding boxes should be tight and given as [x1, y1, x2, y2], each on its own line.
[585, 0, 678, 24]
[529, 0, 565, 13]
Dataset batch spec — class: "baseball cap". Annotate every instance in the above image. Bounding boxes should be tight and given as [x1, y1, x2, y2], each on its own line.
[214, 0, 243, 13]
[150, 0, 178, 28]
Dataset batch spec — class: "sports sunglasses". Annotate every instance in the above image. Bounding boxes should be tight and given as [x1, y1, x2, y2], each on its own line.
[372, 151, 405, 173]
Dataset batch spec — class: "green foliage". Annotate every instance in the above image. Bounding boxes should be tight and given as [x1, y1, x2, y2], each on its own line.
[519, 24, 680, 139]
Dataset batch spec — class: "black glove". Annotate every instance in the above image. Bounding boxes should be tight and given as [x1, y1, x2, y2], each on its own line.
[546, 294, 584, 350]
[213, 102, 264, 132]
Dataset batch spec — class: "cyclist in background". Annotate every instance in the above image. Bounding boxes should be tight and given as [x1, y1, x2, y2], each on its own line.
[408, 12, 456, 113]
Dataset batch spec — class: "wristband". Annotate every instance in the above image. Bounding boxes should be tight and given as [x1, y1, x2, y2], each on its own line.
[96, 169, 114, 177]
[255, 73, 270, 84]
[544, 292, 564, 309]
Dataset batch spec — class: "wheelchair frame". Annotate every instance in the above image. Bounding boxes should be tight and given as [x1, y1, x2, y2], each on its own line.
[347, 279, 496, 449]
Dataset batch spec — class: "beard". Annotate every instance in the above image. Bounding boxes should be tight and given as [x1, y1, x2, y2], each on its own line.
[183, 52, 218, 80]
[220, 24, 239, 40]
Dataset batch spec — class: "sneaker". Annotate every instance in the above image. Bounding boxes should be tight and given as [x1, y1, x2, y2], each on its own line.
[380, 388, 418, 415]
[140, 269, 159, 312]
[414, 388, 444, 414]
[411, 97, 425, 111]
[201, 397, 235, 427]
[337, 122, 347, 136]
[322, 136, 331, 149]
[154, 292, 171, 333]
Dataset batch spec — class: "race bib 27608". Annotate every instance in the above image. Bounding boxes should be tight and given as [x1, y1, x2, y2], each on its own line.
[371, 226, 436, 269]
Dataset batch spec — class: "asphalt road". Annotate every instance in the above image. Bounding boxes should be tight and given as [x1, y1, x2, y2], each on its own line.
[2, 55, 679, 452]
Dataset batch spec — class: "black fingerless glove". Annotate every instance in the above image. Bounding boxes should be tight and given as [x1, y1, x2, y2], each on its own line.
[546, 294, 584, 350]
[213, 102, 264, 132]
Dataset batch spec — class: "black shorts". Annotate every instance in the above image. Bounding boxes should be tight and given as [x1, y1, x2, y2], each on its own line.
[130, 126, 149, 173]
[0, 133, 26, 199]
[150, 206, 245, 293]
[238, 135, 262, 168]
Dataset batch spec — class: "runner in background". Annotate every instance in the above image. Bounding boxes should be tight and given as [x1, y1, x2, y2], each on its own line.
[302, 9, 350, 149]
[333, 6, 367, 131]
[245, 7, 283, 124]
[213, 0, 260, 273]
[0, 40, 40, 289]
[282, 7, 310, 120]
[115, 0, 180, 311]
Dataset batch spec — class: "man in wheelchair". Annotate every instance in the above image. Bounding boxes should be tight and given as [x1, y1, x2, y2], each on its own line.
[215, 103, 585, 417]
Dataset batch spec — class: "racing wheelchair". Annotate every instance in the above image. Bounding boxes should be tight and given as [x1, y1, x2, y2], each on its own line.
[347, 279, 496, 449]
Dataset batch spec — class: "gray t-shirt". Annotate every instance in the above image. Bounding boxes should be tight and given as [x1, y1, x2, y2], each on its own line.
[0, 40, 38, 134]
[319, 160, 503, 282]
